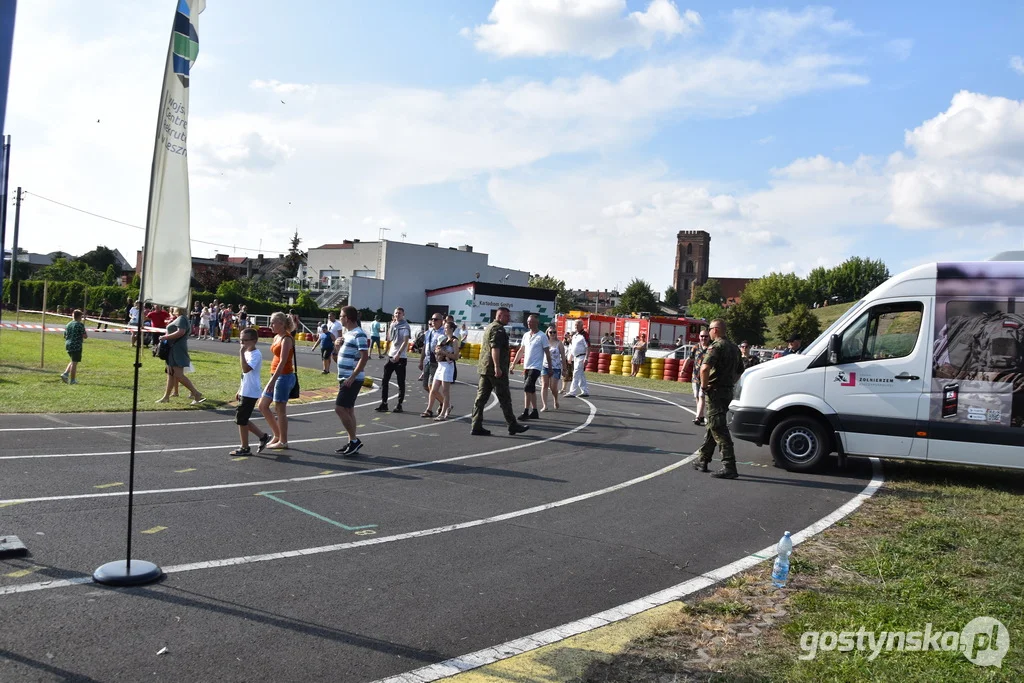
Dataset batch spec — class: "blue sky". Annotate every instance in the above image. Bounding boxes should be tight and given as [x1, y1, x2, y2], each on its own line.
[7, 1, 1024, 292]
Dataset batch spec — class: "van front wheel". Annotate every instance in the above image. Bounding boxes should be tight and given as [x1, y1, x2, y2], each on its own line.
[770, 417, 828, 471]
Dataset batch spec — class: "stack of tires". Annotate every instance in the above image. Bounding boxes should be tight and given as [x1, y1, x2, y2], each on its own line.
[663, 356, 680, 381]
[621, 355, 633, 376]
[679, 358, 694, 383]
[463, 343, 479, 361]
[649, 357, 665, 381]
[597, 353, 611, 374]
[586, 350, 599, 372]
[637, 359, 651, 378]
[609, 354, 625, 375]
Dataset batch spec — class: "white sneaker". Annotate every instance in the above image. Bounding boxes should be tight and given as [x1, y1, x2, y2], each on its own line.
[60, 373, 69, 384]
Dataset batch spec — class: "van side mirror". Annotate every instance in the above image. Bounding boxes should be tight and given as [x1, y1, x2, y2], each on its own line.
[828, 334, 841, 364]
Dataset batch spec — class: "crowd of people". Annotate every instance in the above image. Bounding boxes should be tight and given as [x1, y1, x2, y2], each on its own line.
[56, 300, 759, 481]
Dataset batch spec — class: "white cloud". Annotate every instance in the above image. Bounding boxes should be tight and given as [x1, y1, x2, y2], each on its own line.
[902, 91, 1024, 162]
[464, 0, 701, 59]
[890, 91, 1024, 228]
[362, 216, 408, 231]
[727, 6, 859, 56]
[885, 39, 913, 61]
[756, 135, 775, 145]
[194, 132, 293, 174]
[250, 79, 317, 96]
[1011, 56, 1024, 75]
[486, 91, 1024, 284]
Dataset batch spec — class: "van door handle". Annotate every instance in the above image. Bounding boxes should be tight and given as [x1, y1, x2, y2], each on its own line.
[894, 373, 919, 380]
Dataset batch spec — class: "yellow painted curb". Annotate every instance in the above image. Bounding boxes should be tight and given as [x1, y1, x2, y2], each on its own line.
[440, 601, 686, 682]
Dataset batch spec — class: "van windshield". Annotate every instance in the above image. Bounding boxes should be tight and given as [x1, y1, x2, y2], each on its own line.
[805, 299, 866, 354]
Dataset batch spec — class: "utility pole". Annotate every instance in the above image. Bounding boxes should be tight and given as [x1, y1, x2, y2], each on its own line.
[9, 185, 20, 300]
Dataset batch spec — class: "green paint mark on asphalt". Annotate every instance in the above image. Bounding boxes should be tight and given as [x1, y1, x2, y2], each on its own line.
[256, 490, 377, 531]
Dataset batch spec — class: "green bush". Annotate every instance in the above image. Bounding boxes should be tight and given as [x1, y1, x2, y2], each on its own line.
[777, 304, 822, 345]
[86, 285, 138, 317]
[10, 280, 336, 321]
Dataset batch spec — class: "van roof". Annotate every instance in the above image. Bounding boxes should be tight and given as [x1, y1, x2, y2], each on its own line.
[990, 250, 1024, 261]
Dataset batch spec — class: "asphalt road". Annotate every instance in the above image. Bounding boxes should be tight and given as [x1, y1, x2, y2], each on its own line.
[0, 337, 874, 682]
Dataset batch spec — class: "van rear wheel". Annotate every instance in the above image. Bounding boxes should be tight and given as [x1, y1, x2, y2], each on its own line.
[770, 417, 828, 472]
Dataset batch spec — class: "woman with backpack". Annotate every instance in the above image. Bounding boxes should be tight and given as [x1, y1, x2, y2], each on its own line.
[156, 306, 206, 405]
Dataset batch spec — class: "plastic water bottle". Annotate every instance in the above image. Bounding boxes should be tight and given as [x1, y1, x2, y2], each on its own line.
[771, 531, 793, 588]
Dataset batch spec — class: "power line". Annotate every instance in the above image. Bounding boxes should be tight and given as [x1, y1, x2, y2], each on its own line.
[22, 191, 291, 254]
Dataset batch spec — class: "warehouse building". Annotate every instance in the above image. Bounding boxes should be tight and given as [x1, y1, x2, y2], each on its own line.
[305, 240, 533, 321]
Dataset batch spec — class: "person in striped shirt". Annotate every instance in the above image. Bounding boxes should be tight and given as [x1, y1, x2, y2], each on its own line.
[333, 305, 370, 456]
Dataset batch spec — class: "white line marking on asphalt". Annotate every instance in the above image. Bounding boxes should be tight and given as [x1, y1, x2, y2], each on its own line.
[0, 394, 500, 461]
[0, 395, 564, 505]
[586, 382, 697, 416]
[373, 457, 885, 683]
[0, 400, 613, 596]
[0, 385, 384, 433]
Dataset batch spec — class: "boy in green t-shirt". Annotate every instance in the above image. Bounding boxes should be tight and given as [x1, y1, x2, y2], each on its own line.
[61, 309, 88, 385]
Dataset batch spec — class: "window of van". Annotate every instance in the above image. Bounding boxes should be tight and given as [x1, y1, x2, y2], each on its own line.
[837, 303, 923, 363]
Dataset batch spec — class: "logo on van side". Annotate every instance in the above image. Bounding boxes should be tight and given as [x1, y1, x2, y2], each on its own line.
[835, 371, 857, 387]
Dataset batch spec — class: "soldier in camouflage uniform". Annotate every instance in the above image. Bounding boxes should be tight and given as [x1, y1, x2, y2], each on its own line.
[693, 318, 744, 479]
[471, 307, 530, 437]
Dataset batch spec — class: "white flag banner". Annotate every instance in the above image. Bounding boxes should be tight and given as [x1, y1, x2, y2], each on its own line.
[142, 0, 206, 309]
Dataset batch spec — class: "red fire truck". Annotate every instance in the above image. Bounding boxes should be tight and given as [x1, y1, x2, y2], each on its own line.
[554, 312, 705, 352]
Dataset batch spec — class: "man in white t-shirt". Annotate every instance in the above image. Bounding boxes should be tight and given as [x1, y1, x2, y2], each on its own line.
[328, 311, 344, 367]
[377, 306, 412, 413]
[230, 328, 271, 456]
[511, 314, 552, 420]
[564, 320, 591, 398]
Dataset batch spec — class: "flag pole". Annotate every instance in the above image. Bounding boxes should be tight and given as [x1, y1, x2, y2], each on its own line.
[91, 27, 178, 589]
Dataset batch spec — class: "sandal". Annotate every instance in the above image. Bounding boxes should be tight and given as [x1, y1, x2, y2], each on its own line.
[421, 410, 434, 418]
[433, 414, 447, 422]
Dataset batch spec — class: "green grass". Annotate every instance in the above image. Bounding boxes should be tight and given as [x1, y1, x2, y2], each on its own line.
[0, 329, 343, 413]
[765, 301, 856, 346]
[729, 461, 1024, 681]
[2, 311, 80, 326]
[585, 461, 1024, 682]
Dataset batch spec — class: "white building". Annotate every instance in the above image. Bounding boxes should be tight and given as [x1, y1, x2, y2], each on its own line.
[305, 240, 533, 321]
[425, 281, 558, 327]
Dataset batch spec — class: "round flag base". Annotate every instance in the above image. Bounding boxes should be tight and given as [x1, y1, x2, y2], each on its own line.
[93, 559, 163, 586]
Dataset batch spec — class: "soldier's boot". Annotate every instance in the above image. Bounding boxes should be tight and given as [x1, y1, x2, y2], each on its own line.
[692, 458, 710, 472]
[711, 463, 739, 479]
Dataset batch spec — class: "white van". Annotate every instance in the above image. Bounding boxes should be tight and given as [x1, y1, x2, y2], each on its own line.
[729, 259, 1024, 471]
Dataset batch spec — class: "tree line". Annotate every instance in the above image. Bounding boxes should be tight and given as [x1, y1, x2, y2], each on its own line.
[530, 256, 888, 348]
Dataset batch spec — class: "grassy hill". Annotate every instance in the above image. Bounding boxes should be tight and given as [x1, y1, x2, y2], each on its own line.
[764, 301, 855, 346]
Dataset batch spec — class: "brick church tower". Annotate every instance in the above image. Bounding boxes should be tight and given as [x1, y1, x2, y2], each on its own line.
[673, 230, 710, 304]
